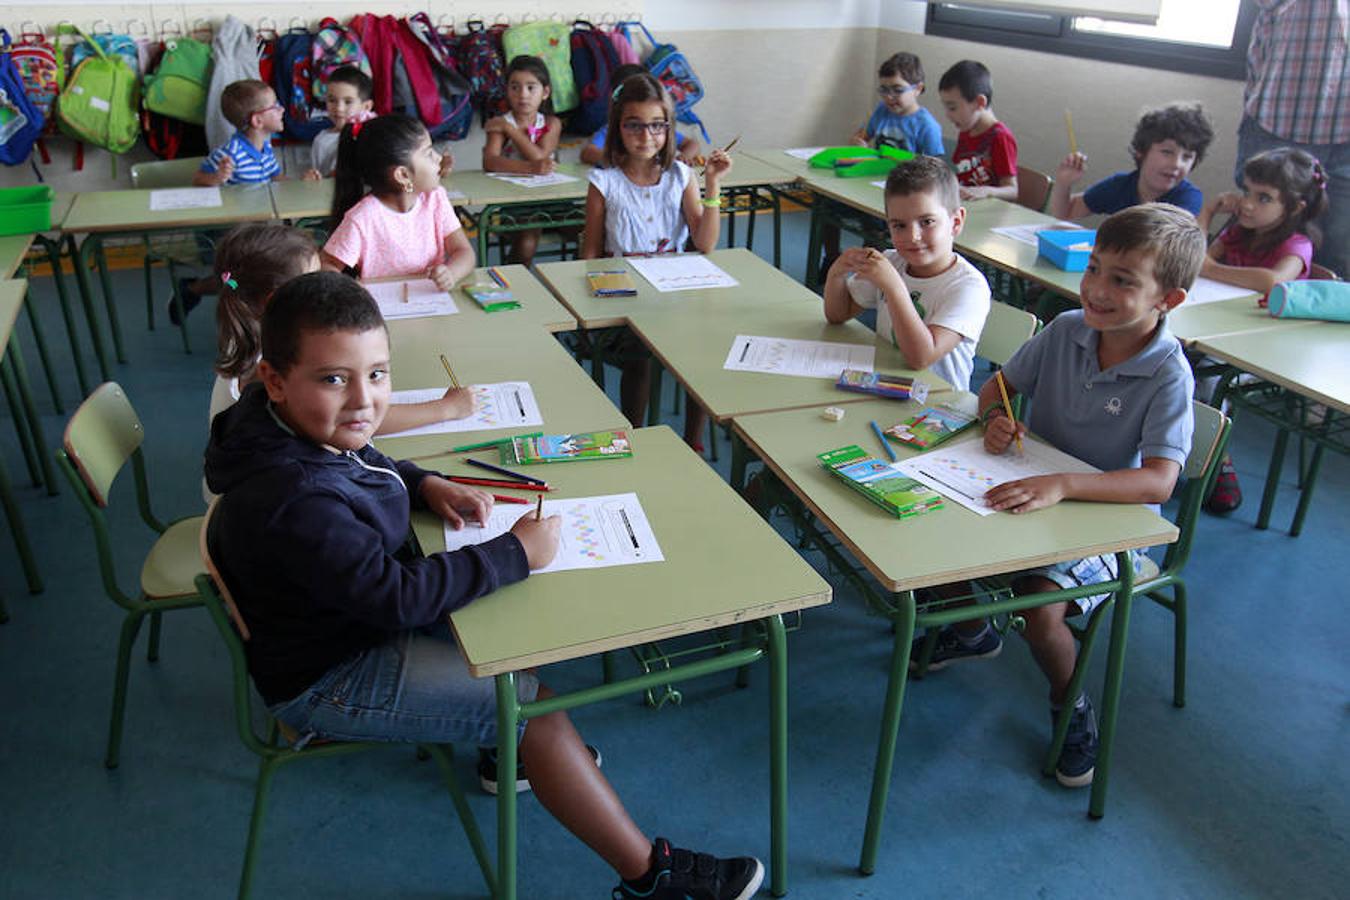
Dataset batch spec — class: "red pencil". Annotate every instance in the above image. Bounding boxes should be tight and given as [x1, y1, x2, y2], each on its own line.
[492, 494, 532, 504]
[448, 475, 552, 492]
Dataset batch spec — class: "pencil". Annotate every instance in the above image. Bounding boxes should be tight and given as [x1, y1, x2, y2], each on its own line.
[722, 134, 741, 154]
[439, 353, 461, 390]
[401, 281, 410, 303]
[1064, 109, 1078, 157]
[450, 433, 541, 453]
[995, 370, 1023, 454]
[465, 456, 548, 486]
[870, 420, 898, 463]
[494, 493, 531, 505]
[534, 495, 544, 521]
[489, 267, 510, 289]
[448, 476, 552, 491]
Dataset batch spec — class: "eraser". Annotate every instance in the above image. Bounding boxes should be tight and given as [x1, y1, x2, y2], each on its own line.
[822, 406, 845, 422]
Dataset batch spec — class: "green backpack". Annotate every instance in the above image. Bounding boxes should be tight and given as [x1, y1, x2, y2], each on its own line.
[501, 22, 578, 113]
[143, 37, 213, 124]
[57, 27, 140, 153]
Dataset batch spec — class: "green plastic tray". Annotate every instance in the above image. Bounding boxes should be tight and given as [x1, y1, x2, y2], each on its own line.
[0, 185, 53, 236]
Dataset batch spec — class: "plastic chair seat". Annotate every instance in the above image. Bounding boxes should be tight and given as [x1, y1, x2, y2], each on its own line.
[140, 517, 206, 598]
[1135, 555, 1161, 583]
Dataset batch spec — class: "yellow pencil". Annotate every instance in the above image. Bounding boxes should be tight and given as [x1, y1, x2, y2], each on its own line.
[995, 370, 1023, 454]
[439, 353, 461, 390]
[534, 495, 543, 521]
[722, 134, 742, 154]
[1064, 109, 1078, 156]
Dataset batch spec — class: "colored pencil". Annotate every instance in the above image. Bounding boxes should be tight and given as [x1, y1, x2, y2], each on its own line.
[465, 456, 548, 486]
[448, 476, 552, 492]
[493, 493, 531, 505]
[488, 267, 510, 289]
[401, 281, 410, 303]
[439, 353, 461, 390]
[995, 370, 1023, 454]
[450, 433, 541, 453]
[870, 420, 898, 462]
[534, 495, 544, 521]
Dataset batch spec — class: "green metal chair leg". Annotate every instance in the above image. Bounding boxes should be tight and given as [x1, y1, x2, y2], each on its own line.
[771, 189, 783, 270]
[142, 237, 155, 329]
[495, 672, 521, 900]
[1256, 427, 1291, 530]
[238, 758, 279, 900]
[805, 205, 824, 290]
[425, 744, 498, 897]
[22, 286, 63, 413]
[92, 239, 128, 364]
[859, 590, 917, 875]
[0, 450, 42, 593]
[909, 626, 941, 679]
[37, 236, 91, 396]
[147, 609, 163, 662]
[1289, 443, 1326, 537]
[106, 609, 149, 769]
[66, 235, 113, 382]
[1088, 552, 1136, 819]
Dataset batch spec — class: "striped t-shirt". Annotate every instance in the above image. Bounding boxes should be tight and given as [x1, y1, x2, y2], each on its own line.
[201, 132, 281, 184]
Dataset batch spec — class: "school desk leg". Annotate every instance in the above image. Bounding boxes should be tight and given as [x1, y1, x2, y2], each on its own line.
[805, 205, 824, 291]
[1289, 441, 1326, 537]
[1089, 552, 1136, 819]
[478, 205, 498, 264]
[22, 282, 63, 413]
[0, 356, 41, 486]
[3, 338, 57, 495]
[91, 238, 127, 364]
[730, 432, 751, 495]
[767, 613, 789, 897]
[859, 590, 917, 875]
[771, 189, 783, 270]
[66, 235, 112, 383]
[495, 672, 520, 900]
[36, 235, 91, 396]
[0, 448, 42, 593]
[1256, 425, 1291, 531]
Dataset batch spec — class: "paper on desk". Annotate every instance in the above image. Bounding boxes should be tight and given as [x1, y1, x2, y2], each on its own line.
[990, 222, 1080, 248]
[784, 147, 826, 160]
[629, 254, 738, 292]
[443, 492, 664, 573]
[365, 279, 460, 319]
[378, 382, 543, 438]
[148, 187, 222, 211]
[1184, 276, 1259, 306]
[723, 335, 876, 379]
[871, 180, 887, 189]
[485, 172, 579, 187]
[897, 437, 1100, 516]
[444, 188, 468, 203]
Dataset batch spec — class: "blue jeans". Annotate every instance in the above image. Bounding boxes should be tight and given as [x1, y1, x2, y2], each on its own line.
[1236, 116, 1350, 277]
[268, 623, 540, 749]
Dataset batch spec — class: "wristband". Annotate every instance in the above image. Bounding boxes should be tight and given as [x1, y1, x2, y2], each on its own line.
[701, 196, 722, 208]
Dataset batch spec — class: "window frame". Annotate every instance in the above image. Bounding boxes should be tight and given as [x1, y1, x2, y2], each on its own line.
[925, 1, 1259, 81]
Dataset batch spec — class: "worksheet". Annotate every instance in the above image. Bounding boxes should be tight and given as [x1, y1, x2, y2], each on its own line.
[784, 147, 826, 160]
[364, 279, 460, 319]
[723, 335, 876, 379]
[378, 382, 543, 438]
[1185, 276, 1260, 306]
[990, 222, 1080, 248]
[897, 437, 1100, 516]
[442, 492, 665, 573]
[629, 254, 739, 292]
[148, 187, 222, 211]
[484, 172, 580, 187]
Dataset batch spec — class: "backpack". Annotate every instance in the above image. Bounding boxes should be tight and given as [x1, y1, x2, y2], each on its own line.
[58, 27, 141, 154]
[502, 21, 578, 113]
[257, 29, 277, 86]
[310, 17, 369, 104]
[143, 36, 213, 124]
[566, 21, 621, 135]
[2, 30, 61, 131]
[68, 29, 141, 78]
[405, 12, 473, 140]
[456, 20, 508, 126]
[608, 28, 640, 66]
[0, 40, 44, 165]
[273, 27, 328, 142]
[141, 105, 208, 160]
[622, 22, 710, 142]
[351, 15, 439, 128]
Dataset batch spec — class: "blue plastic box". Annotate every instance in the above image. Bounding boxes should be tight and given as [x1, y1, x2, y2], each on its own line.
[1036, 229, 1096, 271]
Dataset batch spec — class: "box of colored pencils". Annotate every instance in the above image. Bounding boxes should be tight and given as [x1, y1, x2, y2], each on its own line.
[464, 267, 519, 311]
[835, 369, 929, 403]
[502, 430, 633, 465]
[884, 403, 978, 450]
[586, 270, 638, 297]
[817, 445, 943, 518]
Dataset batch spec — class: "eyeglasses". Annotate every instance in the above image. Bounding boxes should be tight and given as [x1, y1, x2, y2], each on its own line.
[621, 120, 670, 136]
[877, 85, 919, 99]
[254, 102, 284, 115]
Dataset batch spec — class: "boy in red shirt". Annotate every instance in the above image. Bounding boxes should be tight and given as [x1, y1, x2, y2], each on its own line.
[939, 60, 1018, 202]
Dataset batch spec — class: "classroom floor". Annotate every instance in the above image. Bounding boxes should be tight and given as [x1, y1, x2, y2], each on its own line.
[1, 214, 1346, 900]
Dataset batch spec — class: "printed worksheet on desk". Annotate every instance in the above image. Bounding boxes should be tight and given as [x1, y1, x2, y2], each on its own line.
[484, 172, 580, 187]
[443, 492, 665, 573]
[723, 335, 876, 379]
[629, 254, 739, 292]
[364, 279, 460, 319]
[897, 437, 1099, 516]
[1185, 276, 1260, 306]
[148, 187, 222, 211]
[378, 383, 543, 438]
[989, 221, 1080, 248]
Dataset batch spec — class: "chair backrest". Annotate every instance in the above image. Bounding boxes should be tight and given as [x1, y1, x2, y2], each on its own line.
[975, 301, 1040, 367]
[62, 382, 145, 507]
[1183, 399, 1228, 483]
[1309, 263, 1340, 281]
[1161, 400, 1232, 574]
[199, 498, 253, 641]
[129, 155, 207, 189]
[1015, 166, 1052, 212]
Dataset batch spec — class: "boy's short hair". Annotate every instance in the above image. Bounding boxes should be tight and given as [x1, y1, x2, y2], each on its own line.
[1095, 203, 1206, 295]
[937, 60, 992, 104]
[327, 65, 373, 100]
[261, 272, 386, 374]
[878, 52, 924, 85]
[884, 156, 960, 212]
[1130, 103, 1214, 168]
[220, 79, 274, 130]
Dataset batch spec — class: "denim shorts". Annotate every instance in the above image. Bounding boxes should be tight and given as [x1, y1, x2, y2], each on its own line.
[1019, 549, 1146, 617]
[268, 623, 540, 749]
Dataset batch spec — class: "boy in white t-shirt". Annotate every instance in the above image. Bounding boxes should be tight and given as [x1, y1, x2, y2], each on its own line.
[823, 156, 991, 390]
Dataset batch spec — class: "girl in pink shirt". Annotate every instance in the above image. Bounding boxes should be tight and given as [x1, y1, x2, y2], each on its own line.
[322, 114, 476, 292]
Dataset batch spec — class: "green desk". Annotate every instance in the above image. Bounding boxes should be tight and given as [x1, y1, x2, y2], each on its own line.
[447, 165, 592, 262]
[1, 281, 49, 598]
[714, 151, 804, 268]
[268, 179, 334, 221]
[952, 199, 1086, 300]
[731, 401, 1178, 870]
[399, 424, 831, 900]
[62, 184, 277, 370]
[1169, 296, 1314, 344]
[390, 264, 579, 334]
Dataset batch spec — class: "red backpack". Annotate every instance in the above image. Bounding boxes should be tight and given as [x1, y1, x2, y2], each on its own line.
[350, 15, 441, 127]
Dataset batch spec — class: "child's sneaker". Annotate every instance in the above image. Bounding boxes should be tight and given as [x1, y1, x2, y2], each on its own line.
[167, 277, 203, 326]
[908, 625, 1002, 673]
[1203, 455, 1242, 514]
[477, 744, 602, 795]
[613, 838, 764, 900]
[1053, 695, 1099, 788]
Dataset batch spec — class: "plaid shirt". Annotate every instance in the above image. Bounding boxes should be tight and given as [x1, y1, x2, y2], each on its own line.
[1244, 0, 1350, 145]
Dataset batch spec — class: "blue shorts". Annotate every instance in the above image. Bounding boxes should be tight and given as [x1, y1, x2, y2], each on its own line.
[1018, 549, 1146, 617]
[268, 622, 540, 749]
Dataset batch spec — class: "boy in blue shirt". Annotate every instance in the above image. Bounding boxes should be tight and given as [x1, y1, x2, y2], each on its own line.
[851, 52, 944, 156]
[1050, 102, 1214, 219]
[194, 79, 285, 186]
[204, 272, 764, 900]
[916, 204, 1205, 788]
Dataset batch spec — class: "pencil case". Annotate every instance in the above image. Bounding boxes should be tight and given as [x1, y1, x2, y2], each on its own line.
[1266, 279, 1350, 322]
[807, 145, 914, 178]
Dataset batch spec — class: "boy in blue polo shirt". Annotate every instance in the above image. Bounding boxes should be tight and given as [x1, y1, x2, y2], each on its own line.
[1050, 103, 1214, 219]
[916, 203, 1205, 788]
[194, 79, 284, 187]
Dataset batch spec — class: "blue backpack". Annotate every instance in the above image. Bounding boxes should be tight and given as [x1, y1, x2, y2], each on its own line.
[273, 27, 329, 141]
[620, 22, 710, 143]
[0, 41, 44, 165]
[566, 21, 621, 136]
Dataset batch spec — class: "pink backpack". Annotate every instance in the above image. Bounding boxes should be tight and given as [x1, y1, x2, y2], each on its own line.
[608, 29, 640, 66]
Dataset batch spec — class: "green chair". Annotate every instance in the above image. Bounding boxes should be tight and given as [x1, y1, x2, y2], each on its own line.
[55, 382, 209, 768]
[129, 156, 211, 353]
[1014, 166, 1053, 213]
[195, 503, 495, 900]
[975, 300, 1040, 368]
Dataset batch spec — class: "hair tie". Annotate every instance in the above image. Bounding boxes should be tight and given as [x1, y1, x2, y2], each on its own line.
[221, 271, 238, 290]
[350, 119, 363, 139]
[611, 83, 624, 103]
[1312, 161, 1327, 189]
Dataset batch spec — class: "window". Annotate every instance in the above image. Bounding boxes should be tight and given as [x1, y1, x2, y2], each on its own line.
[927, 0, 1257, 80]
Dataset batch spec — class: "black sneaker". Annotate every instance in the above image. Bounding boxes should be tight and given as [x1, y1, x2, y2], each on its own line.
[908, 625, 1002, 673]
[167, 277, 202, 326]
[477, 744, 602, 795]
[613, 838, 764, 900]
[1053, 695, 1099, 788]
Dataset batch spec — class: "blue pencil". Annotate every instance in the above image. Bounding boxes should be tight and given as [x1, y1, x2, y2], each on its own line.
[465, 456, 548, 486]
[870, 420, 897, 462]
